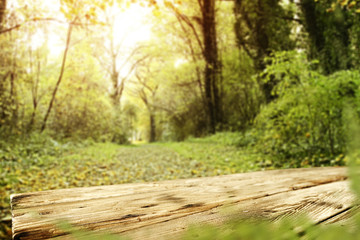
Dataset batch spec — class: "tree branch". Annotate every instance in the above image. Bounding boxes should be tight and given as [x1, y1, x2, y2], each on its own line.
[0, 17, 107, 35]
[166, 2, 205, 56]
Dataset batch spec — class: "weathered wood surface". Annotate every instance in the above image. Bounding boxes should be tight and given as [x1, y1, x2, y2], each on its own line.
[11, 167, 357, 240]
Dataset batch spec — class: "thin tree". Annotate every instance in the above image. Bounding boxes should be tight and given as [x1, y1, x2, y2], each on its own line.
[40, 22, 73, 132]
[127, 56, 159, 143]
[27, 48, 41, 131]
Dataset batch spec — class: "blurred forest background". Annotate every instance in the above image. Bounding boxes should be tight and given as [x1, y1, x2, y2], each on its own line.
[1, 0, 360, 238]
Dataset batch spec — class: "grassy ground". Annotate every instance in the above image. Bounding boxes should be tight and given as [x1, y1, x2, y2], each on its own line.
[0, 139, 266, 239]
[0, 136, 350, 239]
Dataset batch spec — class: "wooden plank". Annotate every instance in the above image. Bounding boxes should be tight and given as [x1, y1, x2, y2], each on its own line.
[11, 167, 352, 240]
[117, 181, 355, 240]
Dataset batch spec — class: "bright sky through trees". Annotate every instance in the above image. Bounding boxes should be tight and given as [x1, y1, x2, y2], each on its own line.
[14, 0, 152, 58]
[112, 3, 152, 49]
[110, 3, 152, 78]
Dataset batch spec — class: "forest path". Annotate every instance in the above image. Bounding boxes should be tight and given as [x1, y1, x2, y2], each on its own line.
[109, 142, 251, 182]
[112, 141, 262, 182]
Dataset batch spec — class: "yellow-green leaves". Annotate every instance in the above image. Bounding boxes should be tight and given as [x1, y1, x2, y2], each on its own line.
[319, 0, 360, 13]
[60, 0, 107, 24]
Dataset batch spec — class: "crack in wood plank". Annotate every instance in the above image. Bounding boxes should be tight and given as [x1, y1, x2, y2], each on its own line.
[316, 206, 354, 225]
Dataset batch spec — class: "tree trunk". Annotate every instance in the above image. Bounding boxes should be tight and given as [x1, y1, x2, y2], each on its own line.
[0, 0, 6, 29]
[149, 113, 156, 142]
[201, 0, 222, 133]
[111, 70, 120, 106]
[41, 23, 73, 132]
[9, 71, 18, 130]
[167, 0, 222, 133]
[110, 34, 121, 106]
[28, 50, 41, 132]
[300, 0, 351, 74]
[234, 0, 294, 103]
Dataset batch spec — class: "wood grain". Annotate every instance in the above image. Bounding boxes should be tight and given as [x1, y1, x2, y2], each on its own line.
[11, 167, 356, 240]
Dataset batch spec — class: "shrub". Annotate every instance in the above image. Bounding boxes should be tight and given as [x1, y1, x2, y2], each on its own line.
[254, 51, 360, 167]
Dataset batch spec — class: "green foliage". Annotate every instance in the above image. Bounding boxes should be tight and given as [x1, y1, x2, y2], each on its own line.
[27, 213, 360, 240]
[254, 51, 359, 167]
[343, 105, 360, 201]
[186, 131, 256, 148]
[0, 31, 29, 136]
[180, 214, 360, 240]
[109, 105, 137, 144]
[49, 73, 114, 140]
[44, 40, 115, 141]
[234, 0, 296, 102]
[300, 0, 354, 74]
[221, 49, 262, 131]
[167, 98, 208, 141]
[234, 0, 295, 59]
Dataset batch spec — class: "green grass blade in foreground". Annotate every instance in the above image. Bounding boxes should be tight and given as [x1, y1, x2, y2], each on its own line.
[343, 105, 360, 201]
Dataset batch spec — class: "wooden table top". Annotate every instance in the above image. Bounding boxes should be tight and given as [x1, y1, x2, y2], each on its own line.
[11, 167, 355, 240]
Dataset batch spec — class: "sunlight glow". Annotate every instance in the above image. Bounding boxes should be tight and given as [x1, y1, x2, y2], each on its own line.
[112, 3, 152, 49]
[27, 0, 152, 59]
[31, 30, 45, 50]
[174, 58, 187, 68]
[106, 3, 152, 79]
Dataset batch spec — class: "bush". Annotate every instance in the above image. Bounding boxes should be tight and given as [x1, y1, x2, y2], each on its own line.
[254, 51, 360, 167]
[221, 49, 262, 131]
[168, 98, 208, 141]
